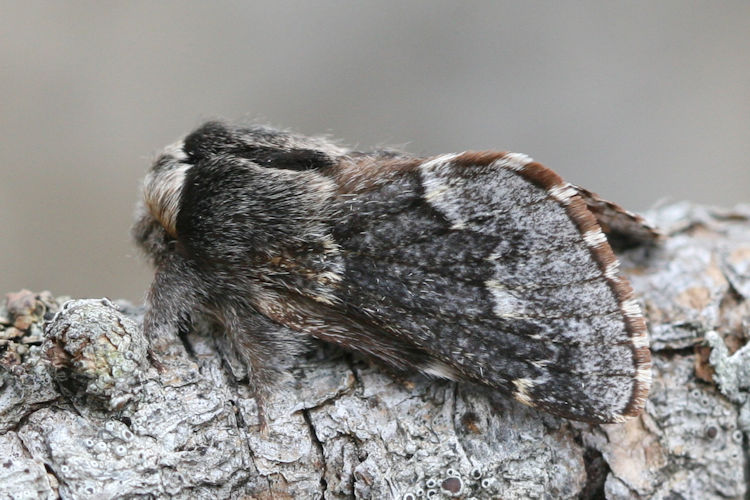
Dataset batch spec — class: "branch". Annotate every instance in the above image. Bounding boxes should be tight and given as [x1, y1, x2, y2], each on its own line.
[1, 202, 749, 499]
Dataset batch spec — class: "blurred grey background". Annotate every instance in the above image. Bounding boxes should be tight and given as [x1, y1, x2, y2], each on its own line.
[1, 1, 749, 303]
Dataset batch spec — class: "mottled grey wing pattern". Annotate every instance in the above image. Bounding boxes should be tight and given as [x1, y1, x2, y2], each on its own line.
[330, 151, 651, 423]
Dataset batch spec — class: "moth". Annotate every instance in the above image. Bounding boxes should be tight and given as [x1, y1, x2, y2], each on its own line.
[133, 121, 654, 424]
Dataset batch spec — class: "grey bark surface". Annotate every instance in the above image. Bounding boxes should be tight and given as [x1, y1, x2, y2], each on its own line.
[1, 202, 750, 500]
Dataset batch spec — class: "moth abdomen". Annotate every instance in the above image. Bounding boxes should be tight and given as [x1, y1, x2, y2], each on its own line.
[134, 121, 653, 424]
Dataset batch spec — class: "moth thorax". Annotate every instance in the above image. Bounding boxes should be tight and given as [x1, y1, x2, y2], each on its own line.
[143, 158, 190, 238]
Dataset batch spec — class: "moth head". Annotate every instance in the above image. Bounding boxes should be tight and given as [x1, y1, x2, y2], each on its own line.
[132, 140, 190, 264]
[142, 141, 190, 239]
[135, 122, 244, 249]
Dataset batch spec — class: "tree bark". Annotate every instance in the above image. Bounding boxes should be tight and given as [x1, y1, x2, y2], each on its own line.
[1, 202, 749, 499]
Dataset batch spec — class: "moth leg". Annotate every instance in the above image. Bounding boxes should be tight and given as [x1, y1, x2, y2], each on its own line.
[220, 307, 306, 432]
[143, 253, 204, 369]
